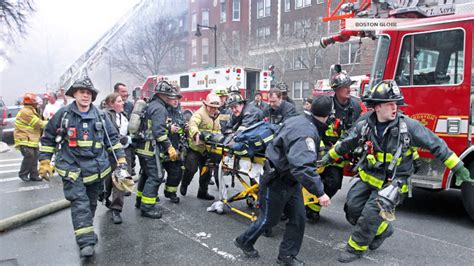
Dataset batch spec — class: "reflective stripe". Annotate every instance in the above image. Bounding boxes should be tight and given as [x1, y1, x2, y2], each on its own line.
[376, 221, 389, 236]
[375, 152, 402, 165]
[165, 185, 178, 193]
[75, 226, 94, 236]
[15, 140, 39, 147]
[325, 125, 339, 137]
[234, 150, 248, 156]
[29, 116, 40, 126]
[82, 167, 111, 183]
[15, 121, 34, 130]
[348, 236, 368, 251]
[77, 140, 103, 148]
[111, 143, 122, 150]
[39, 145, 56, 153]
[141, 196, 156, 204]
[329, 148, 339, 160]
[136, 149, 154, 156]
[157, 135, 168, 142]
[136, 191, 143, 197]
[306, 203, 321, 212]
[358, 168, 384, 189]
[444, 153, 460, 170]
[399, 184, 409, 193]
[55, 167, 80, 181]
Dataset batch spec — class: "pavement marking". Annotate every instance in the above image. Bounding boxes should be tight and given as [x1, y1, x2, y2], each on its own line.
[396, 228, 474, 253]
[0, 158, 22, 162]
[0, 163, 21, 167]
[0, 177, 20, 183]
[1, 184, 50, 194]
[0, 169, 18, 174]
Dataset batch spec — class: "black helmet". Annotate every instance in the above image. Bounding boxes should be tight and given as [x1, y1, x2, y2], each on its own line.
[154, 81, 175, 97]
[226, 93, 246, 107]
[66, 76, 98, 101]
[362, 80, 404, 107]
[330, 72, 354, 90]
[311, 95, 333, 117]
[167, 86, 182, 99]
[276, 82, 289, 93]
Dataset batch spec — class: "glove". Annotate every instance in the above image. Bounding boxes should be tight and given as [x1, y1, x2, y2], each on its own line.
[455, 166, 474, 186]
[39, 160, 53, 181]
[168, 146, 178, 161]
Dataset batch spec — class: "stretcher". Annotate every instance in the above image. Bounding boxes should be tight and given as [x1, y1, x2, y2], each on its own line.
[205, 142, 320, 221]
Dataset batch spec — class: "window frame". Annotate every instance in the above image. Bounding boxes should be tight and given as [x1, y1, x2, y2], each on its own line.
[232, 0, 240, 21]
[292, 81, 303, 99]
[202, 9, 210, 27]
[191, 39, 197, 65]
[220, 0, 227, 23]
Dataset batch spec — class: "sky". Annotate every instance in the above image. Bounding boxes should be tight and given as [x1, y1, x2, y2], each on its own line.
[0, 0, 139, 105]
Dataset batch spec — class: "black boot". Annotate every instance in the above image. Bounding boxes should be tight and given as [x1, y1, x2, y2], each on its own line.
[305, 209, 320, 223]
[337, 250, 362, 263]
[141, 208, 162, 219]
[369, 225, 394, 250]
[135, 196, 141, 209]
[164, 191, 180, 204]
[277, 255, 304, 265]
[79, 245, 95, 257]
[197, 190, 215, 200]
[111, 210, 122, 224]
[233, 237, 259, 258]
[180, 185, 188, 196]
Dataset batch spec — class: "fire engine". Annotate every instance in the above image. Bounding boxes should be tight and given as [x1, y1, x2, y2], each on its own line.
[140, 66, 272, 115]
[321, 0, 474, 220]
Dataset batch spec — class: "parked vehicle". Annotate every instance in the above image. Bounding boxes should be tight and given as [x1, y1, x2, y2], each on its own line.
[0, 105, 23, 144]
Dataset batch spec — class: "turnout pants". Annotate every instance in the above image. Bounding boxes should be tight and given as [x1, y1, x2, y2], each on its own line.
[163, 160, 183, 194]
[344, 180, 393, 253]
[181, 149, 212, 193]
[19, 146, 39, 180]
[237, 177, 306, 257]
[307, 165, 343, 213]
[137, 155, 163, 212]
[61, 175, 102, 248]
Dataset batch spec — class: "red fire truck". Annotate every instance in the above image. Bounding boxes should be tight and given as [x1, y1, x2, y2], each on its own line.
[140, 66, 272, 115]
[322, 0, 474, 220]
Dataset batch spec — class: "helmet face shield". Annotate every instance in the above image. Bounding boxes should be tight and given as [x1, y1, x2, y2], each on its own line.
[363, 80, 404, 107]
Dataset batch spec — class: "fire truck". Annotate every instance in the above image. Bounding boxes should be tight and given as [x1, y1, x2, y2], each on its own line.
[140, 66, 272, 115]
[321, 0, 474, 220]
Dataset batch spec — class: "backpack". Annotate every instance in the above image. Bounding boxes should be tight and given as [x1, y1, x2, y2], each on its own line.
[230, 121, 280, 157]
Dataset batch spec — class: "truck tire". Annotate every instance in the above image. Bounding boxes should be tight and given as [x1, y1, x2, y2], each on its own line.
[461, 183, 474, 221]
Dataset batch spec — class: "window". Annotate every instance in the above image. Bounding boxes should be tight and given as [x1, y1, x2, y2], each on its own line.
[395, 29, 464, 86]
[295, 0, 311, 9]
[202, 38, 209, 64]
[302, 81, 310, 98]
[257, 0, 271, 18]
[283, 23, 290, 36]
[294, 50, 309, 70]
[202, 10, 209, 27]
[191, 13, 197, 31]
[180, 75, 189, 89]
[256, 26, 271, 44]
[220, 0, 227, 22]
[284, 0, 290, 12]
[370, 35, 390, 88]
[233, 0, 240, 21]
[339, 42, 360, 65]
[191, 39, 197, 64]
[293, 81, 302, 99]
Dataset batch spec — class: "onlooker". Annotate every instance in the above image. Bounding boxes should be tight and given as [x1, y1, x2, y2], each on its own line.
[249, 91, 269, 111]
[14, 93, 47, 182]
[303, 97, 313, 115]
[43, 92, 65, 120]
[114, 82, 133, 119]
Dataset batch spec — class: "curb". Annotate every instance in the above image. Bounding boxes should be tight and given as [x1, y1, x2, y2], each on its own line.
[0, 199, 70, 232]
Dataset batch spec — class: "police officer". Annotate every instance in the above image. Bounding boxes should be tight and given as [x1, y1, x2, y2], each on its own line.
[266, 88, 298, 126]
[225, 93, 263, 133]
[234, 95, 332, 265]
[39, 77, 127, 257]
[275, 82, 295, 105]
[162, 86, 186, 203]
[135, 81, 179, 218]
[310, 65, 366, 222]
[322, 80, 474, 263]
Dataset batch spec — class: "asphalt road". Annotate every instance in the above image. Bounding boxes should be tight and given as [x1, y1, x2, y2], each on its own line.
[0, 147, 473, 265]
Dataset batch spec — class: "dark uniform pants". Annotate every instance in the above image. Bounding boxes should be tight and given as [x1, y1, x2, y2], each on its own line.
[105, 146, 133, 212]
[308, 165, 343, 213]
[237, 177, 306, 257]
[182, 149, 212, 193]
[137, 155, 163, 212]
[19, 146, 39, 180]
[344, 180, 392, 253]
[62, 176, 102, 248]
[163, 160, 183, 193]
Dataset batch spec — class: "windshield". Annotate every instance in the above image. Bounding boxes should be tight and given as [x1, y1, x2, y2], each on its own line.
[368, 35, 390, 93]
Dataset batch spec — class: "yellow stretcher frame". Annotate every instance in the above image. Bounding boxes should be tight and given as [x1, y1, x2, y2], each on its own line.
[206, 144, 319, 221]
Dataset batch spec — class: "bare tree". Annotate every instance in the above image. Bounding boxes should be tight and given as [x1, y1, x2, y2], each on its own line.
[110, 15, 186, 80]
[0, 0, 35, 43]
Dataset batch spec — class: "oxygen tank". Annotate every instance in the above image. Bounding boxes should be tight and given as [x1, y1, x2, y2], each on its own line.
[128, 99, 147, 136]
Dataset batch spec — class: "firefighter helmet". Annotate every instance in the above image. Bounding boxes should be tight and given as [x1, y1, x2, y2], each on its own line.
[226, 93, 246, 107]
[227, 85, 240, 95]
[276, 82, 289, 93]
[203, 93, 221, 108]
[66, 76, 99, 101]
[330, 72, 355, 90]
[213, 87, 229, 97]
[362, 80, 404, 106]
[154, 81, 176, 97]
[167, 85, 182, 99]
[23, 93, 38, 105]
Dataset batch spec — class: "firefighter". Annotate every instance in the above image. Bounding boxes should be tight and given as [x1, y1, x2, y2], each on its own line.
[249, 90, 269, 112]
[162, 86, 186, 204]
[180, 93, 222, 200]
[38, 76, 127, 257]
[225, 93, 263, 133]
[321, 80, 474, 263]
[234, 95, 332, 265]
[275, 82, 295, 105]
[266, 88, 298, 125]
[14, 93, 47, 182]
[213, 87, 232, 140]
[135, 81, 179, 218]
[309, 66, 366, 222]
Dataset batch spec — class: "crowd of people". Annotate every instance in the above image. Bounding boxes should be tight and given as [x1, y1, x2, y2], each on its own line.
[12, 66, 474, 264]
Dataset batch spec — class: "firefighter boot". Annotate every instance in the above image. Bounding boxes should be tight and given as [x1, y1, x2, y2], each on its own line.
[79, 245, 95, 258]
[369, 225, 394, 250]
[277, 255, 305, 266]
[305, 207, 320, 223]
[135, 196, 141, 209]
[180, 185, 188, 196]
[233, 237, 259, 258]
[111, 210, 122, 224]
[141, 208, 162, 219]
[164, 191, 180, 204]
[337, 250, 362, 263]
[197, 190, 215, 200]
